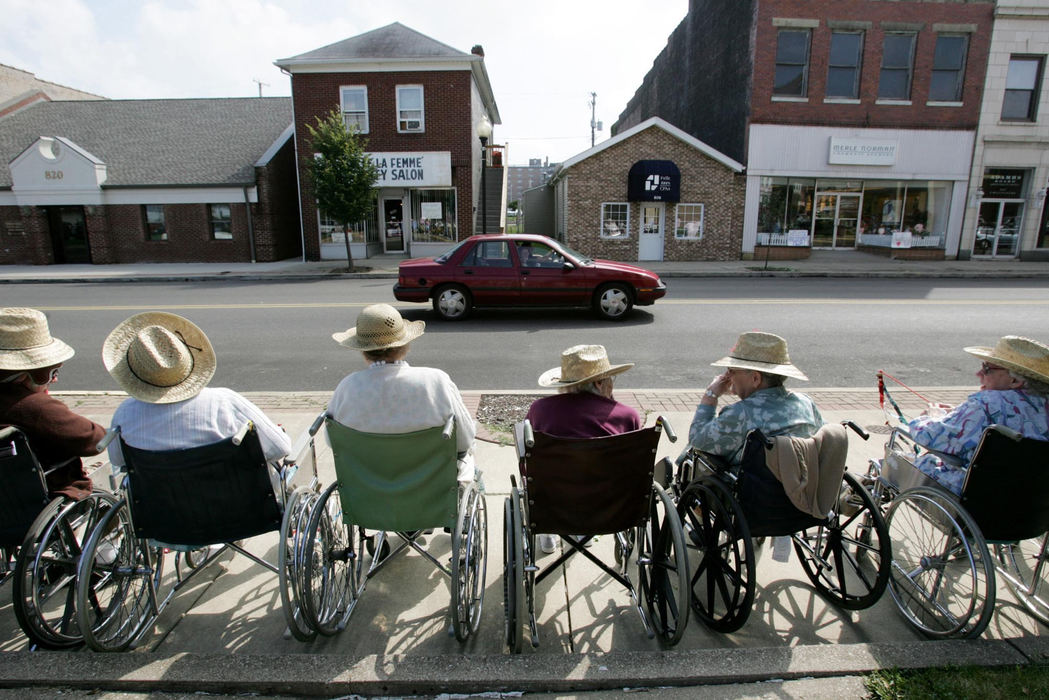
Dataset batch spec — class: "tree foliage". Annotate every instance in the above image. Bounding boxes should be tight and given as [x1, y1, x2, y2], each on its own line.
[306, 109, 379, 269]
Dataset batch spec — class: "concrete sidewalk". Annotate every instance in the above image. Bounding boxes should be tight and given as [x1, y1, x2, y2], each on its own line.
[1, 388, 1047, 697]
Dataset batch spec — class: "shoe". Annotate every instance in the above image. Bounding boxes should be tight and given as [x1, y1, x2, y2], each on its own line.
[539, 534, 558, 554]
[95, 540, 119, 566]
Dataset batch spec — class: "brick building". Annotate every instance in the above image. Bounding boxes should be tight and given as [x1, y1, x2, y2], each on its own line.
[0, 98, 300, 265]
[274, 22, 501, 261]
[549, 117, 744, 262]
[614, 0, 997, 261]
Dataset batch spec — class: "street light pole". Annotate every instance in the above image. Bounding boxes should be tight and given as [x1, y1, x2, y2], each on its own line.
[476, 116, 493, 235]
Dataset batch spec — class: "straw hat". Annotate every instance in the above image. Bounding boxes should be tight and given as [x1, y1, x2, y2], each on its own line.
[538, 344, 634, 388]
[711, 331, 809, 381]
[103, 312, 216, 404]
[964, 335, 1049, 385]
[0, 307, 75, 371]
[332, 303, 425, 352]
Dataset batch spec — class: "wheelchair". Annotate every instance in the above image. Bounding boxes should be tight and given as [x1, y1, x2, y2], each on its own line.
[867, 424, 1049, 638]
[73, 421, 319, 651]
[504, 417, 688, 652]
[1, 425, 118, 649]
[675, 422, 891, 633]
[288, 413, 487, 642]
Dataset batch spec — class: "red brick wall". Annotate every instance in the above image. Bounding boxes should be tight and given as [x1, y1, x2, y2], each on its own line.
[253, 138, 302, 261]
[291, 70, 475, 260]
[562, 127, 745, 261]
[751, 0, 994, 130]
[96, 203, 253, 263]
[0, 206, 49, 264]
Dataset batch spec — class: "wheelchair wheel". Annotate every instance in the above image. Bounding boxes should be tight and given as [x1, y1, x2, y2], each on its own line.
[13, 492, 117, 649]
[793, 472, 891, 610]
[637, 482, 689, 645]
[76, 499, 160, 652]
[995, 533, 1049, 626]
[678, 476, 756, 632]
[502, 490, 526, 653]
[886, 487, 995, 638]
[278, 486, 319, 642]
[301, 482, 355, 636]
[451, 481, 487, 642]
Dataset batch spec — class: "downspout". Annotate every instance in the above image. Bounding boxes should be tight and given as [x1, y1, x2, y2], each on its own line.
[243, 186, 257, 263]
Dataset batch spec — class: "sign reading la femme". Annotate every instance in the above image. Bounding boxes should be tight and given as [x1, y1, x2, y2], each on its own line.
[827, 137, 898, 166]
[367, 152, 452, 187]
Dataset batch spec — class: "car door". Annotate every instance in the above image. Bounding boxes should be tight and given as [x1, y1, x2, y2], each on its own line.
[514, 240, 587, 306]
[456, 240, 520, 305]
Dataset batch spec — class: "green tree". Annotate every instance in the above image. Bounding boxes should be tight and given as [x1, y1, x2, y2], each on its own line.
[306, 109, 379, 271]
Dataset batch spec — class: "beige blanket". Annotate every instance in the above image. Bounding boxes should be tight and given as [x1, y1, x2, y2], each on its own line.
[764, 423, 849, 519]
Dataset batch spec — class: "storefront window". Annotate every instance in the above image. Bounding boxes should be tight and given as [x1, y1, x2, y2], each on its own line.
[757, 177, 815, 237]
[410, 189, 457, 244]
[859, 181, 950, 242]
[1037, 199, 1049, 249]
[601, 202, 629, 237]
[319, 206, 378, 244]
[674, 204, 704, 239]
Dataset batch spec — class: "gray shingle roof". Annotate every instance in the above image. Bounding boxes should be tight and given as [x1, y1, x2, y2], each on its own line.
[0, 97, 292, 188]
[276, 22, 471, 64]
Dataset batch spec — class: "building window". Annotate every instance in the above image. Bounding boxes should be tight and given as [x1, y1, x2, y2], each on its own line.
[600, 202, 629, 238]
[774, 29, 811, 97]
[827, 31, 863, 98]
[143, 205, 166, 241]
[930, 35, 968, 102]
[209, 204, 232, 240]
[879, 33, 916, 100]
[396, 85, 424, 132]
[341, 86, 368, 133]
[674, 204, 705, 239]
[1002, 56, 1044, 121]
[411, 189, 458, 244]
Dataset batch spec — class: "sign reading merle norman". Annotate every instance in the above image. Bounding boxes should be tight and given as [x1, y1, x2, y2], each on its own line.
[628, 160, 680, 202]
[828, 137, 898, 166]
[368, 152, 452, 187]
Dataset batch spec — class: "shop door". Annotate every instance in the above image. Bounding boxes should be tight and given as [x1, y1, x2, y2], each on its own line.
[638, 203, 664, 261]
[974, 201, 1021, 257]
[47, 206, 91, 264]
[812, 193, 860, 249]
[382, 198, 405, 253]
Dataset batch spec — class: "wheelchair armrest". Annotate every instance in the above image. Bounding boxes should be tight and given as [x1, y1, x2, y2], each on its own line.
[655, 416, 677, 443]
[97, 426, 120, 452]
[232, 421, 254, 446]
[890, 426, 967, 469]
[308, 411, 328, 437]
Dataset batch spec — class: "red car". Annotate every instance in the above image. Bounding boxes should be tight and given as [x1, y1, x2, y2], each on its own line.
[394, 234, 667, 321]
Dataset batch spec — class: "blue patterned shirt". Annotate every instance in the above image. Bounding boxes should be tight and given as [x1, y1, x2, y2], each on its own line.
[688, 386, 824, 464]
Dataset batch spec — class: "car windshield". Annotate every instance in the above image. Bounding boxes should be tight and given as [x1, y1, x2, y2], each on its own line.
[434, 240, 471, 263]
[557, 241, 592, 265]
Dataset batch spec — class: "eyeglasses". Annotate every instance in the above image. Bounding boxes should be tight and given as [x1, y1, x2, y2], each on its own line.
[979, 362, 1006, 374]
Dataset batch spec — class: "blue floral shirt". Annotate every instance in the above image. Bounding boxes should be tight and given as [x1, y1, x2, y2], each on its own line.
[909, 388, 1049, 494]
[688, 386, 824, 464]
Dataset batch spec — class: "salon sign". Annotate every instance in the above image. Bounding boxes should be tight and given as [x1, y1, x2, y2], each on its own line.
[367, 152, 452, 187]
[827, 137, 898, 166]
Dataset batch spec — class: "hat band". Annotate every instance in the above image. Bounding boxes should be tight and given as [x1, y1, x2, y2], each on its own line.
[126, 332, 200, 389]
[0, 338, 52, 351]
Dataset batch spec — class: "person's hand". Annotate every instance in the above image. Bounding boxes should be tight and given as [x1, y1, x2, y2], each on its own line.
[702, 372, 731, 405]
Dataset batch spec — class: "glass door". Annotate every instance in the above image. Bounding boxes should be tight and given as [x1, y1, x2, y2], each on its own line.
[47, 206, 91, 264]
[975, 201, 1022, 257]
[836, 194, 860, 247]
[382, 198, 405, 253]
[812, 193, 860, 248]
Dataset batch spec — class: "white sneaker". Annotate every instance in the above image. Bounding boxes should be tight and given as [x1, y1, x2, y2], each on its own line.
[539, 534, 558, 554]
[95, 540, 119, 566]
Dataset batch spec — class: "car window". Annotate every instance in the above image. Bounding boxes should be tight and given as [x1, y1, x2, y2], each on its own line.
[463, 241, 513, 268]
[516, 241, 565, 269]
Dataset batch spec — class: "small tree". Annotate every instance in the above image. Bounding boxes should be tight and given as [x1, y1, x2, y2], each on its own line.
[306, 109, 379, 271]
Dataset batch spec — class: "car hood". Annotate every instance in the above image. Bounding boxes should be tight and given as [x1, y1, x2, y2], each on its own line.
[588, 258, 661, 281]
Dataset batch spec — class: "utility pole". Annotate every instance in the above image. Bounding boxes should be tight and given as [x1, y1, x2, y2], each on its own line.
[589, 92, 602, 147]
[253, 78, 269, 97]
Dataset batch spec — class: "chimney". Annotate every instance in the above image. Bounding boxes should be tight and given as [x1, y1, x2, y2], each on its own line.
[471, 45, 485, 57]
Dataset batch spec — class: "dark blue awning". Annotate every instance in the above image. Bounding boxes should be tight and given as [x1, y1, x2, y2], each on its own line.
[627, 160, 680, 202]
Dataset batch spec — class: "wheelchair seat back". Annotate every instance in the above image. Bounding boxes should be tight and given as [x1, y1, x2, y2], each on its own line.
[325, 418, 459, 532]
[0, 426, 50, 548]
[520, 427, 661, 536]
[960, 427, 1049, 543]
[120, 427, 281, 547]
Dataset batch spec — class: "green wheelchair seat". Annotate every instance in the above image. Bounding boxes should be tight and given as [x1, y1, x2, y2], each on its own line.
[325, 418, 459, 532]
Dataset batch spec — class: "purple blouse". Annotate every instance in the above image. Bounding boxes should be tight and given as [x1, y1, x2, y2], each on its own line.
[526, 391, 641, 438]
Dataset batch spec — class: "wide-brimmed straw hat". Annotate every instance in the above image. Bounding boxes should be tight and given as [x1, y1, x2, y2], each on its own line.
[332, 303, 425, 352]
[0, 307, 75, 371]
[711, 331, 808, 381]
[964, 335, 1049, 385]
[103, 312, 216, 404]
[538, 344, 634, 388]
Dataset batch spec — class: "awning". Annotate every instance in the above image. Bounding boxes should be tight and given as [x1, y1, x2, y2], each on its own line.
[627, 159, 680, 202]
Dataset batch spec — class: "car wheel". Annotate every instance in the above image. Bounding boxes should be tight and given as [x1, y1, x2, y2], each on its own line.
[433, 285, 473, 321]
[593, 283, 633, 321]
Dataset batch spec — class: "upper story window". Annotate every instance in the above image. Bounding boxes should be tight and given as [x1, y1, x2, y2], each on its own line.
[210, 204, 232, 240]
[143, 205, 166, 241]
[396, 85, 424, 133]
[341, 86, 368, 133]
[1002, 56, 1045, 122]
[827, 31, 864, 98]
[929, 35, 969, 102]
[879, 32, 917, 100]
[774, 29, 811, 97]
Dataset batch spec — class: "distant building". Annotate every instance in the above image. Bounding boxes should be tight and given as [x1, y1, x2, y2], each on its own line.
[507, 158, 558, 210]
[0, 64, 104, 118]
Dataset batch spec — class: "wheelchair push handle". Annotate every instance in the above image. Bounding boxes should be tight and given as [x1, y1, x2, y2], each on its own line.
[0, 425, 16, 442]
[97, 426, 119, 453]
[989, 423, 1023, 442]
[843, 420, 869, 441]
[655, 416, 677, 443]
[442, 415, 455, 440]
[232, 421, 254, 446]
[309, 411, 328, 437]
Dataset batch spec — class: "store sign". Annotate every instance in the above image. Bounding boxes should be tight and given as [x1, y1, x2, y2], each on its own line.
[627, 160, 680, 202]
[982, 168, 1025, 199]
[827, 137, 898, 166]
[367, 152, 452, 187]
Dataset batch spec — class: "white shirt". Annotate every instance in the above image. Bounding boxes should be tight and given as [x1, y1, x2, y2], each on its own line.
[328, 361, 476, 455]
[108, 387, 292, 467]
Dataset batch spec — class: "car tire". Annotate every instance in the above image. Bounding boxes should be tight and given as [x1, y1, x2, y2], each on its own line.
[593, 283, 633, 321]
[433, 284, 473, 321]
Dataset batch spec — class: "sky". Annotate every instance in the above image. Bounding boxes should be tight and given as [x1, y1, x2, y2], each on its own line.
[1, 0, 689, 165]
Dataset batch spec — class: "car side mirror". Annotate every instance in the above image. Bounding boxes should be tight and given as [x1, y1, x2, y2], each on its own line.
[562, 261, 575, 271]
